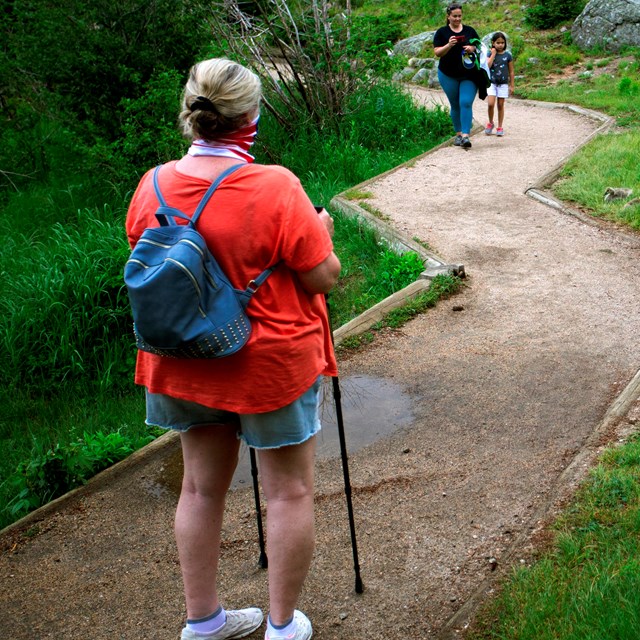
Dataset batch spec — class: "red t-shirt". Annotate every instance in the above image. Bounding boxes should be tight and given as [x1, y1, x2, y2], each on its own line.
[126, 161, 338, 413]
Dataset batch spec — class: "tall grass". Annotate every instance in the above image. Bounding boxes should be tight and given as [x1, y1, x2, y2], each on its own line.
[1, 205, 134, 393]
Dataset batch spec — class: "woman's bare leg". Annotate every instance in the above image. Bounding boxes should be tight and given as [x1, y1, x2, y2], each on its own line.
[175, 424, 240, 619]
[258, 436, 316, 625]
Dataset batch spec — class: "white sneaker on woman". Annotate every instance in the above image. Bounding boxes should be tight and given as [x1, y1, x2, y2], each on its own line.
[264, 610, 312, 640]
[181, 608, 264, 640]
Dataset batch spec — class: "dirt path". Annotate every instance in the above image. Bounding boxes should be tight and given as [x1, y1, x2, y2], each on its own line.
[3, 92, 640, 640]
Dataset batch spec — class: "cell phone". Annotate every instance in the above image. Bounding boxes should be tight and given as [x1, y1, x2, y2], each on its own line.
[455, 35, 466, 42]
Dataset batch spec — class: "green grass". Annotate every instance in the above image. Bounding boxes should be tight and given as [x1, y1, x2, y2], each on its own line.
[469, 435, 640, 640]
[553, 131, 640, 228]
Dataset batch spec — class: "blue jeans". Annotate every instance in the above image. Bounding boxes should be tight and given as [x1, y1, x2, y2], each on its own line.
[438, 69, 477, 135]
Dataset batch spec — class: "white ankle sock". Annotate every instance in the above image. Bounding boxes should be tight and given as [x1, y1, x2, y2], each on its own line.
[187, 606, 226, 634]
[267, 614, 296, 638]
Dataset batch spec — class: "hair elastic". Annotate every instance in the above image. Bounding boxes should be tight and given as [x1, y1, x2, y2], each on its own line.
[190, 96, 217, 113]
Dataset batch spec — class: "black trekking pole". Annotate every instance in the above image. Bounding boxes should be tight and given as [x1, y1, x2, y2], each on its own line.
[249, 447, 268, 568]
[249, 204, 363, 592]
[248, 296, 364, 592]
[325, 293, 364, 594]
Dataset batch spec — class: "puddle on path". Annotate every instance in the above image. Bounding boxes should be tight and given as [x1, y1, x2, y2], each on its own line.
[149, 375, 414, 497]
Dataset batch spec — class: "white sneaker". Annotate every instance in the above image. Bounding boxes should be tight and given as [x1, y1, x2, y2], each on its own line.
[182, 608, 264, 640]
[264, 610, 312, 640]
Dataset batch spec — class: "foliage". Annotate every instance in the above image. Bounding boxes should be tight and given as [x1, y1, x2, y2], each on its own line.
[1, 0, 208, 137]
[99, 69, 187, 189]
[207, 0, 405, 136]
[524, 0, 586, 29]
[6, 428, 157, 522]
[255, 81, 452, 190]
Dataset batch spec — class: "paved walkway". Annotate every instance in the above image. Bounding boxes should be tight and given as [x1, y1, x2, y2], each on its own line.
[2, 93, 640, 640]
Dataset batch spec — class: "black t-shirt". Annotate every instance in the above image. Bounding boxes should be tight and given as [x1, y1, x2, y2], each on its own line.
[433, 24, 480, 79]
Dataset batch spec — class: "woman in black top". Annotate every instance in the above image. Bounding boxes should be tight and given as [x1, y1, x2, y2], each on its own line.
[433, 2, 479, 149]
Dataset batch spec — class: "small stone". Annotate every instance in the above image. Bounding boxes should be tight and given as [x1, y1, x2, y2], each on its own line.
[339, 612, 348, 620]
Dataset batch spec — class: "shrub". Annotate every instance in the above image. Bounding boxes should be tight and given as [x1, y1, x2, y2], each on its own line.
[6, 429, 156, 521]
[524, 0, 586, 29]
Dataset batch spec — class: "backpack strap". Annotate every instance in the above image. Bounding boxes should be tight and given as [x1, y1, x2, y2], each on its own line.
[245, 263, 278, 297]
[152, 163, 278, 294]
[152, 163, 245, 227]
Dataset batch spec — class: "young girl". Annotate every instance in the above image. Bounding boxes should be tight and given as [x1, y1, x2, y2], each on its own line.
[485, 32, 514, 137]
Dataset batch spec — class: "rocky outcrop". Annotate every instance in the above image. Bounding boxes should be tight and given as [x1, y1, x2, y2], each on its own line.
[392, 31, 435, 57]
[572, 0, 640, 52]
[392, 57, 439, 88]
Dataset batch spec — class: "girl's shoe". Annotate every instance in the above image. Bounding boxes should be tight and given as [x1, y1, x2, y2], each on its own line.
[453, 134, 463, 146]
[484, 122, 494, 135]
[496, 128, 504, 136]
[461, 136, 472, 148]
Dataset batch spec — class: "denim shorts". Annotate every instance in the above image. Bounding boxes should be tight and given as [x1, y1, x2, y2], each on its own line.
[145, 377, 322, 449]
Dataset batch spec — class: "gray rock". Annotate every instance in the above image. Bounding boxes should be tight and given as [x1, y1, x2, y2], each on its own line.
[407, 57, 436, 69]
[428, 67, 440, 88]
[412, 68, 430, 84]
[572, 0, 640, 52]
[393, 31, 436, 57]
[392, 67, 418, 82]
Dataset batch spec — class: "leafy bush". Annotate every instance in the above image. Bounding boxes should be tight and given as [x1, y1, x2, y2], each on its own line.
[6, 429, 156, 521]
[1, 0, 209, 138]
[99, 69, 187, 189]
[524, 0, 586, 29]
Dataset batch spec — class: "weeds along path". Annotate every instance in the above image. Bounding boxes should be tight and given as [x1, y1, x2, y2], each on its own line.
[2, 92, 640, 640]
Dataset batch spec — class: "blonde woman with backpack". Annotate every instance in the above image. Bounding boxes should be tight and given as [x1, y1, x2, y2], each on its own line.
[126, 58, 340, 640]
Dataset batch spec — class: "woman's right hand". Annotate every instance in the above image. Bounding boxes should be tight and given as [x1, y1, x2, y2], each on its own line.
[316, 208, 335, 238]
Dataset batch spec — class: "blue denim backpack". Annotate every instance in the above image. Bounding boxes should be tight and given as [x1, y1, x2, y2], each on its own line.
[124, 163, 274, 358]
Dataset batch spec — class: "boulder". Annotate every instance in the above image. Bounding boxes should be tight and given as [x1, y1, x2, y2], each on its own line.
[572, 0, 640, 52]
[393, 31, 436, 57]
